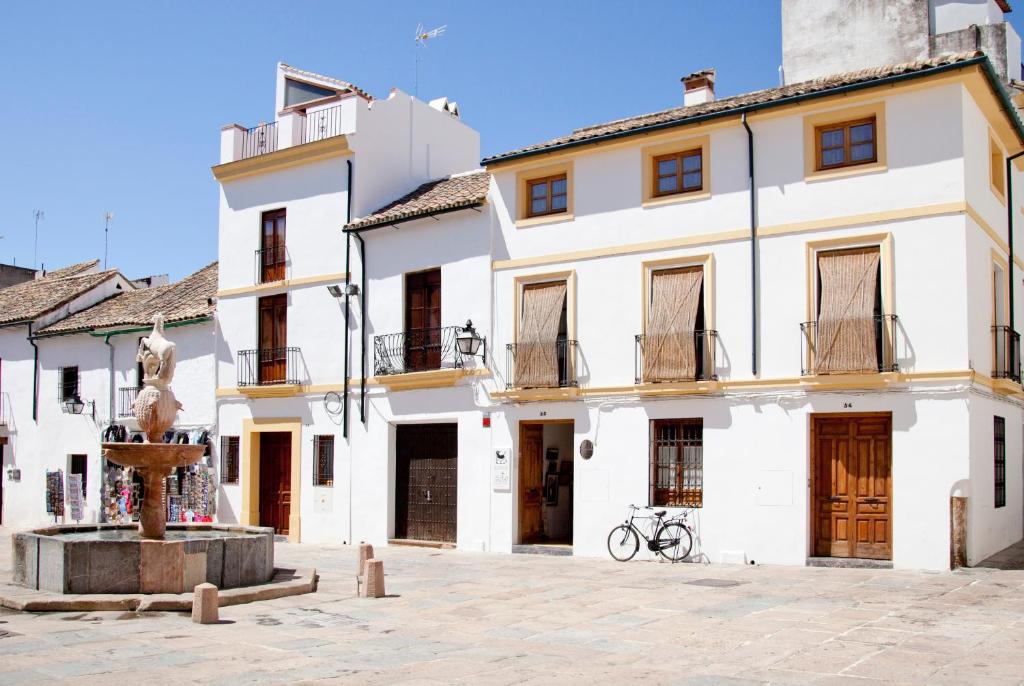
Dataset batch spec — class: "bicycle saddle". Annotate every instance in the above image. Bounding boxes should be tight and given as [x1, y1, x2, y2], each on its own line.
[654, 510, 666, 517]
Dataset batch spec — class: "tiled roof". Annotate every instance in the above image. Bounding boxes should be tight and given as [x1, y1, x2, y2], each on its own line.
[38, 259, 100, 280]
[37, 262, 218, 335]
[346, 171, 490, 231]
[280, 63, 372, 101]
[0, 269, 119, 326]
[483, 52, 989, 164]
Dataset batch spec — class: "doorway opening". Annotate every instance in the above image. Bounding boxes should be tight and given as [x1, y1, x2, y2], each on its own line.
[810, 412, 892, 561]
[394, 423, 458, 543]
[259, 431, 292, 535]
[518, 420, 574, 549]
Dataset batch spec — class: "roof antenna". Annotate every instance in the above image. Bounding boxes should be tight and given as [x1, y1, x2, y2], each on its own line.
[103, 212, 114, 270]
[33, 210, 44, 269]
[414, 23, 446, 98]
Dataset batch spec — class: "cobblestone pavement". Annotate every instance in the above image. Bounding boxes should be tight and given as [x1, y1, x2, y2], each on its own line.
[1, 530, 1023, 685]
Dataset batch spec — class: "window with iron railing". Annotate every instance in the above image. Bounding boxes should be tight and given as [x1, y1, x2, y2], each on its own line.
[650, 419, 703, 508]
[994, 416, 1006, 508]
[314, 435, 334, 487]
[220, 436, 239, 484]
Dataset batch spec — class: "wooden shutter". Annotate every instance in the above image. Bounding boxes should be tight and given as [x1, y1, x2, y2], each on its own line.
[644, 267, 703, 382]
[815, 248, 880, 374]
[516, 282, 567, 388]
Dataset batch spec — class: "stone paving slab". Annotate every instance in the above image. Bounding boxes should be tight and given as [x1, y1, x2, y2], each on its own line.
[0, 529, 1023, 684]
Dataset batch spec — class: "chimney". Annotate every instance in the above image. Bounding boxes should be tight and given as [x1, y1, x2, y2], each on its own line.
[682, 69, 715, 106]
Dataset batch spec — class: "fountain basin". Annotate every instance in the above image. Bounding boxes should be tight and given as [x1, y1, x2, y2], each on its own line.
[12, 523, 275, 595]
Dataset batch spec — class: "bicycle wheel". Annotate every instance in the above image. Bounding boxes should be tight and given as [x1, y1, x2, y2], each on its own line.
[607, 525, 640, 562]
[655, 522, 693, 562]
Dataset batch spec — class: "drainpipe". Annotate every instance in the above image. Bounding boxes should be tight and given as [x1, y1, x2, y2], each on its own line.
[104, 334, 115, 423]
[27, 322, 38, 421]
[343, 159, 353, 440]
[1007, 150, 1024, 334]
[742, 111, 759, 376]
[353, 231, 367, 424]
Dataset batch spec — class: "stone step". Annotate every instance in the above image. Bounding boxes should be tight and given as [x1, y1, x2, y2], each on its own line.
[807, 556, 892, 569]
[511, 544, 573, 556]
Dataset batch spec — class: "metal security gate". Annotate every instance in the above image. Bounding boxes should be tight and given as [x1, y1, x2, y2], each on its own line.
[395, 424, 457, 542]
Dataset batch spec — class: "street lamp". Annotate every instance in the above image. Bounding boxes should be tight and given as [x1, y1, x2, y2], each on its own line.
[63, 395, 85, 415]
[456, 319, 486, 359]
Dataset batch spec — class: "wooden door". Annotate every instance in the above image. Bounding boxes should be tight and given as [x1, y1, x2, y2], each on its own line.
[258, 294, 288, 384]
[813, 414, 892, 560]
[261, 209, 286, 282]
[395, 424, 457, 542]
[404, 269, 442, 372]
[519, 424, 544, 543]
[259, 432, 292, 535]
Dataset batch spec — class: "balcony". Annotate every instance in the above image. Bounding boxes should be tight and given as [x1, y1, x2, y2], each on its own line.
[506, 338, 578, 390]
[992, 325, 1021, 383]
[800, 314, 899, 376]
[240, 122, 278, 160]
[219, 103, 354, 166]
[635, 330, 718, 385]
[301, 105, 348, 145]
[374, 326, 464, 376]
[117, 386, 140, 418]
[238, 347, 302, 387]
[255, 245, 288, 284]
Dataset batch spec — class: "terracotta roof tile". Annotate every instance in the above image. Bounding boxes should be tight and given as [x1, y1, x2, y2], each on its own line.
[36, 262, 218, 335]
[0, 269, 119, 326]
[280, 63, 372, 101]
[483, 52, 986, 164]
[38, 259, 100, 280]
[346, 171, 490, 230]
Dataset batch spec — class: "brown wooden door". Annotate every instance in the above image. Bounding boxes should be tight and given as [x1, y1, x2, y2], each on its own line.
[258, 294, 288, 384]
[405, 269, 442, 372]
[395, 424, 457, 542]
[261, 209, 286, 283]
[259, 432, 292, 535]
[813, 414, 892, 560]
[519, 424, 544, 543]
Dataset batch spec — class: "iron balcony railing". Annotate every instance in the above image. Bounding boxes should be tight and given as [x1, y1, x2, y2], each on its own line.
[255, 245, 287, 284]
[992, 325, 1021, 383]
[240, 121, 278, 160]
[374, 326, 464, 376]
[800, 314, 899, 376]
[237, 347, 302, 386]
[635, 330, 718, 384]
[117, 386, 140, 418]
[301, 105, 346, 144]
[506, 338, 578, 390]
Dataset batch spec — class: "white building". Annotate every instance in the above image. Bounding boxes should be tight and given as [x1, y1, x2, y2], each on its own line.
[212, 1, 1024, 570]
[0, 261, 217, 528]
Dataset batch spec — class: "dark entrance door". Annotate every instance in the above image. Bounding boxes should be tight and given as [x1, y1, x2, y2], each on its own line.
[258, 294, 288, 384]
[259, 432, 292, 535]
[395, 424, 457, 542]
[812, 413, 892, 560]
[260, 209, 286, 283]
[404, 268, 442, 372]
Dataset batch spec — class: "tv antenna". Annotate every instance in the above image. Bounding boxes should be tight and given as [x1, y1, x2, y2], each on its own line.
[33, 210, 44, 269]
[414, 23, 446, 97]
[103, 212, 114, 270]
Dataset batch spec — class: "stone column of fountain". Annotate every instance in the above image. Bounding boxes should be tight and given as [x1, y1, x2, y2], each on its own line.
[102, 315, 206, 539]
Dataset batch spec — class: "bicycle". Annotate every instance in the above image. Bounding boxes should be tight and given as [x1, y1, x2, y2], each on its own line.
[607, 504, 693, 562]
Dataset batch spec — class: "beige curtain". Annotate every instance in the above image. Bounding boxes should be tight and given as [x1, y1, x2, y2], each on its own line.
[815, 248, 880, 374]
[644, 268, 704, 382]
[516, 282, 567, 387]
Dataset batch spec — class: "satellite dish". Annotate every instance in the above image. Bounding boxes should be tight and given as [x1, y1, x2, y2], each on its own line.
[324, 391, 343, 416]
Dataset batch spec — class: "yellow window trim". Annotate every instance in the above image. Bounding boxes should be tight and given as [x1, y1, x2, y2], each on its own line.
[990, 132, 1007, 204]
[641, 135, 711, 207]
[512, 270, 577, 345]
[804, 232, 894, 323]
[515, 161, 574, 228]
[640, 253, 715, 334]
[992, 249, 1009, 326]
[802, 101, 887, 182]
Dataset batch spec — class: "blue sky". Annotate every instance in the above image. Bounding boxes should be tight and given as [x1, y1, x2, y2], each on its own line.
[1, 2, 1021, 280]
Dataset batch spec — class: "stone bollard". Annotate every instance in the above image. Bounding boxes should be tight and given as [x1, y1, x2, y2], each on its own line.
[191, 583, 219, 624]
[361, 559, 385, 598]
[357, 542, 374, 577]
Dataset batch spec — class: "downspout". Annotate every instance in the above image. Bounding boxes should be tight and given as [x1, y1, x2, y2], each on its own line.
[1007, 150, 1024, 334]
[353, 231, 367, 424]
[742, 111, 759, 376]
[27, 323, 38, 421]
[104, 334, 115, 423]
[343, 159, 353, 440]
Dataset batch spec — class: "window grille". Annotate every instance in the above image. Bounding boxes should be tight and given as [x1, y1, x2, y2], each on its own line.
[650, 419, 703, 507]
[314, 435, 334, 487]
[58, 366, 79, 401]
[994, 416, 1006, 508]
[220, 436, 239, 484]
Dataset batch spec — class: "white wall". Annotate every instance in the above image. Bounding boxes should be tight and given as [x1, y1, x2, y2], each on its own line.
[931, 0, 1006, 34]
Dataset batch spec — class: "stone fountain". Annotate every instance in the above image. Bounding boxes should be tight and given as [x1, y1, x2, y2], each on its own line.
[12, 316, 275, 595]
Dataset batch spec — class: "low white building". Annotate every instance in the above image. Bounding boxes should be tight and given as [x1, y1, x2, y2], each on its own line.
[0, 261, 217, 528]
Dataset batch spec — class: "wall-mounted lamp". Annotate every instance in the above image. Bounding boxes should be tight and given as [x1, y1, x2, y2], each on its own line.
[63, 395, 95, 420]
[456, 319, 486, 359]
[327, 283, 360, 298]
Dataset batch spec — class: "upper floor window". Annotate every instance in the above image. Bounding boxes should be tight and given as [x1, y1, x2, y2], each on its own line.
[815, 117, 877, 171]
[654, 150, 703, 197]
[527, 175, 568, 218]
[59, 366, 79, 401]
[516, 280, 570, 388]
[259, 209, 286, 283]
[990, 135, 1006, 201]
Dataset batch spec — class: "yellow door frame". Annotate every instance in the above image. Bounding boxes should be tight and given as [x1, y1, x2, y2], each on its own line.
[241, 417, 303, 543]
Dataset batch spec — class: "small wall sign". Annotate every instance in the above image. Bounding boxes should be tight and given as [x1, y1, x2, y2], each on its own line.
[493, 449, 510, 491]
[579, 439, 594, 460]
